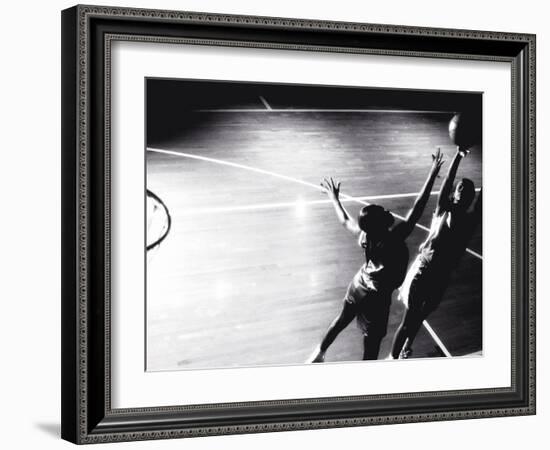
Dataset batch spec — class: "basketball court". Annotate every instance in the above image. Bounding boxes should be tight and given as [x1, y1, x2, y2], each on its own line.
[145, 82, 482, 372]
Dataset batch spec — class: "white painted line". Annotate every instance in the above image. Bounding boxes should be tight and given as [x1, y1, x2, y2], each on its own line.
[258, 96, 272, 110]
[464, 247, 483, 259]
[148, 147, 324, 191]
[168, 190, 480, 215]
[197, 108, 454, 114]
[355, 187, 480, 202]
[176, 198, 330, 215]
[168, 196, 416, 216]
[421, 321, 453, 358]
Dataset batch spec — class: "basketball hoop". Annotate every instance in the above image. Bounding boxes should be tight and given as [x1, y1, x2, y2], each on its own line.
[146, 189, 172, 251]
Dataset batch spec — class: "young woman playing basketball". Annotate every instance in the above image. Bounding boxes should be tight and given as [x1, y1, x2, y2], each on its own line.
[308, 150, 445, 362]
[390, 146, 482, 359]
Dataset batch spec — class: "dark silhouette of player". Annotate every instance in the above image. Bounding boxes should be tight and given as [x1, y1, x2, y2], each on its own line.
[308, 150, 444, 362]
[391, 147, 482, 359]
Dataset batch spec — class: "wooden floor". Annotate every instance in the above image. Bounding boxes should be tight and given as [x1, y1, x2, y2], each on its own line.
[146, 106, 482, 372]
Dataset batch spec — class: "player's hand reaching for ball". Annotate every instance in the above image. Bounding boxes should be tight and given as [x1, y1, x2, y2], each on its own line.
[458, 145, 472, 158]
[431, 148, 445, 174]
[321, 177, 341, 202]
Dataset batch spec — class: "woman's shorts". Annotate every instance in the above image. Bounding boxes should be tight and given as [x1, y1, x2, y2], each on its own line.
[344, 272, 392, 338]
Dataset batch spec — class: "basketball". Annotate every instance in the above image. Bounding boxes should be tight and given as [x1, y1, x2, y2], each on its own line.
[448, 112, 481, 148]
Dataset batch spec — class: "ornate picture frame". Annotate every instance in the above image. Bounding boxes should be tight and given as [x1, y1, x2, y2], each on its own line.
[61, 4, 535, 444]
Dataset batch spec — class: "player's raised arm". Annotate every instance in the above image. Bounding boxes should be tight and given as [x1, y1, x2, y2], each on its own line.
[320, 177, 361, 236]
[437, 146, 469, 213]
[394, 149, 445, 240]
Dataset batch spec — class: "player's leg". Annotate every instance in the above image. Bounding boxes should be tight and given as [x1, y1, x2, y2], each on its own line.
[359, 293, 391, 360]
[401, 293, 445, 357]
[398, 312, 424, 358]
[319, 300, 357, 352]
[307, 299, 357, 363]
[391, 314, 409, 359]
[391, 268, 432, 359]
[391, 308, 424, 359]
[362, 332, 385, 360]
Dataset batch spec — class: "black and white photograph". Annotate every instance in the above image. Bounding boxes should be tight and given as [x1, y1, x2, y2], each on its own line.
[145, 79, 483, 372]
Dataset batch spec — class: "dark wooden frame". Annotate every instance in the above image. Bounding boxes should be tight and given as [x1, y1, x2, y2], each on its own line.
[61, 4, 536, 444]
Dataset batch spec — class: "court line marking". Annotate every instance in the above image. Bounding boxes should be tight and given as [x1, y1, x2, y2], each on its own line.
[258, 96, 272, 110]
[422, 322, 452, 358]
[148, 147, 481, 357]
[171, 190, 480, 215]
[197, 108, 454, 114]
